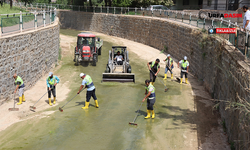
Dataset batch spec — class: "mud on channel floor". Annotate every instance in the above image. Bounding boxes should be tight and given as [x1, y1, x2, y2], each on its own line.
[0, 29, 230, 150]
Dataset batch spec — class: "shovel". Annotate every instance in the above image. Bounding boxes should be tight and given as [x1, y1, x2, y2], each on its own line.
[8, 93, 19, 111]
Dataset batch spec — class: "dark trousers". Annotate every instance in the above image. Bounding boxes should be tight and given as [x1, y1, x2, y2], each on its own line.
[181, 71, 188, 78]
[117, 61, 123, 65]
[147, 98, 155, 110]
[86, 89, 97, 102]
[150, 71, 156, 82]
[48, 86, 56, 98]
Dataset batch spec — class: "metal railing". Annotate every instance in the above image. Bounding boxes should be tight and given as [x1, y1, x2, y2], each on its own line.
[0, 6, 56, 37]
[12, 2, 250, 58]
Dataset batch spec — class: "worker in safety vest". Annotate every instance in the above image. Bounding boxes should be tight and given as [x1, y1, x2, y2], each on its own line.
[142, 79, 156, 119]
[163, 54, 174, 80]
[13, 73, 25, 105]
[46, 72, 60, 106]
[178, 56, 189, 84]
[78, 73, 99, 109]
[147, 58, 160, 85]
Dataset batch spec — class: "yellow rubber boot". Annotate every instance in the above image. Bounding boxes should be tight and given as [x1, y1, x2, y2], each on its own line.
[152, 110, 155, 119]
[82, 102, 89, 109]
[94, 100, 99, 108]
[22, 95, 25, 102]
[17, 97, 22, 105]
[53, 97, 56, 104]
[152, 82, 154, 85]
[180, 78, 183, 84]
[171, 74, 173, 79]
[164, 74, 167, 80]
[185, 78, 189, 84]
[49, 98, 52, 106]
[144, 110, 151, 119]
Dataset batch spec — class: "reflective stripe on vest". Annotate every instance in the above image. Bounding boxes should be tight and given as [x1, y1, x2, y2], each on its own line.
[47, 76, 56, 85]
[166, 58, 173, 66]
[181, 60, 189, 71]
[15, 76, 24, 86]
[84, 75, 94, 88]
[147, 84, 155, 98]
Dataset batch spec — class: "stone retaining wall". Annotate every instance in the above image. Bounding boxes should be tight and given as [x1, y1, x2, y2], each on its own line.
[58, 11, 250, 149]
[0, 18, 60, 105]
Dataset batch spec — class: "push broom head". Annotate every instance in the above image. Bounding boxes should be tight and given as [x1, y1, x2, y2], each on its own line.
[8, 108, 19, 111]
[165, 88, 168, 92]
[59, 107, 63, 112]
[30, 106, 36, 110]
[129, 122, 137, 126]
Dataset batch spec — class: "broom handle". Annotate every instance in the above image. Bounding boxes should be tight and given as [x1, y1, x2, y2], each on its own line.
[32, 91, 48, 107]
[150, 70, 168, 89]
[132, 102, 143, 123]
[61, 88, 86, 108]
[13, 93, 16, 108]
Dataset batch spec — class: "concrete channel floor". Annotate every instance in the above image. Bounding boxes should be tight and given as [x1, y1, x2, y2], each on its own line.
[0, 29, 230, 150]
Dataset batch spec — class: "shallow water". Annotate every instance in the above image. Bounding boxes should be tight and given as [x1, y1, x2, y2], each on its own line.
[0, 29, 217, 150]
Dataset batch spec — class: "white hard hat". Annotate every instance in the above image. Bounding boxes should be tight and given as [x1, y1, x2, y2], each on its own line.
[184, 56, 187, 60]
[49, 72, 53, 76]
[80, 73, 85, 77]
[167, 54, 170, 57]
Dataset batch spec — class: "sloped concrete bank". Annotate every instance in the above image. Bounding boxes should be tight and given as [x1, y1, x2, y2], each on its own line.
[0, 18, 60, 105]
[58, 11, 250, 149]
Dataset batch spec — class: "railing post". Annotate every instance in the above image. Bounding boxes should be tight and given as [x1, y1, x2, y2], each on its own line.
[128, 7, 129, 15]
[121, 7, 122, 14]
[220, 17, 223, 28]
[0, 14, 1, 37]
[94, 6, 95, 13]
[50, 9, 52, 24]
[101, 6, 102, 13]
[203, 18, 205, 29]
[114, 7, 115, 14]
[175, 11, 177, 20]
[160, 9, 162, 16]
[35, 10, 37, 29]
[182, 12, 183, 22]
[189, 13, 191, 24]
[212, 18, 214, 28]
[167, 11, 169, 19]
[228, 20, 231, 28]
[197, 18, 199, 27]
[43, 9, 45, 27]
[86, 6, 87, 12]
[20, 11, 23, 32]
[78, 6, 80, 11]
[107, 6, 109, 14]
[135, 7, 137, 15]
[245, 32, 249, 57]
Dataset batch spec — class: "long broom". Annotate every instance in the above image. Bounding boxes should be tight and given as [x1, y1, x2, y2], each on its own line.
[30, 91, 48, 110]
[8, 93, 19, 111]
[59, 88, 85, 112]
[129, 102, 143, 126]
[150, 70, 168, 92]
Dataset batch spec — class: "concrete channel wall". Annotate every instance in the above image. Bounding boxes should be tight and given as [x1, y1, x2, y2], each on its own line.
[0, 18, 60, 105]
[58, 10, 250, 149]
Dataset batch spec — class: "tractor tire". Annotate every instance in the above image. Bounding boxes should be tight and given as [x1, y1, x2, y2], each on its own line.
[92, 55, 97, 66]
[98, 47, 102, 55]
[75, 55, 79, 66]
[105, 66, 110, 73]
[127, 65, 132, 73]
[74, 47, 77, 62]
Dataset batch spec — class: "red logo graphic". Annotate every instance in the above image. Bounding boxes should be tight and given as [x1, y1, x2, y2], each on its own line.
[216, 28, 236, 34]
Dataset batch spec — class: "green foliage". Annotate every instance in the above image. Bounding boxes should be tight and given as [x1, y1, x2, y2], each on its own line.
[0, 3, 27, 14]
[230, 141, 235, 150]
[112, 0, 131, 7]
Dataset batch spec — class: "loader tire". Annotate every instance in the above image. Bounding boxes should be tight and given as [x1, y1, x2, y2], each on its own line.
[75, 55, 79, 66]
[127, 65, 131, 73]
[92, 55, 97, 66]
[98, 47, 102, 55]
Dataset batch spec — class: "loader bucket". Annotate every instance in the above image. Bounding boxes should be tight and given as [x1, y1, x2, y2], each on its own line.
[102, 73, 135, 82]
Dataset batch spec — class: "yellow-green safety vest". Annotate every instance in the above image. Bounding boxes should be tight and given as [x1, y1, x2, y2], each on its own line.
[84, 75, 94, 88]
[47, 76, 56, 85]
[15, 76, 24, 86]
[166, 58, 173, 66]
[146, 83, 155, 99]
[181, 60, 189, 71]
[151, 61, 160, 70]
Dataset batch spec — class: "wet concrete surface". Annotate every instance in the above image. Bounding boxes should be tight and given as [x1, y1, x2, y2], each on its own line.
[0, 29, 229, 150]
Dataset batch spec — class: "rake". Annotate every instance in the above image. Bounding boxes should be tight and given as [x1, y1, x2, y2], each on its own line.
[129, 102, 143, 126]
[30, 91, 48, 110]
[8, 93, 19, 111]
